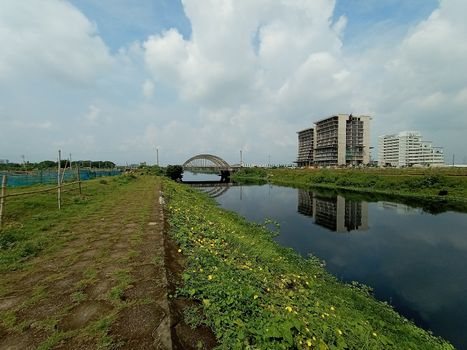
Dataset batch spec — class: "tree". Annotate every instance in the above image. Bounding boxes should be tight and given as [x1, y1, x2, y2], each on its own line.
[166, 165, 183, 181]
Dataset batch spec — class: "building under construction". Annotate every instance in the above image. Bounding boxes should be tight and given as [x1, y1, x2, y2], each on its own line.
[296, 114, 372, 167]
[296, 128, 314, 167]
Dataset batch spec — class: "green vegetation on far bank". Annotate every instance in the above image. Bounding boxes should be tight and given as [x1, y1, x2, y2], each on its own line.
[164, 179, 454, 349]
[233, 167, 467, 209]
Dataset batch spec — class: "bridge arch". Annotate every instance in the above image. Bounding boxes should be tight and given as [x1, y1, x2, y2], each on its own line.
[182, 154, 231, 170]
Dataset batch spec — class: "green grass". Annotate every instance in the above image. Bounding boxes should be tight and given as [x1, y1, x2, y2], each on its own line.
[164, 178, 454, 350]
[108, 268, 133, 301]
[0, 174, 140, 273]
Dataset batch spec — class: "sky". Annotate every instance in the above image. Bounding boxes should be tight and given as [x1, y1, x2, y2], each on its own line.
[1, 0, 466, 165]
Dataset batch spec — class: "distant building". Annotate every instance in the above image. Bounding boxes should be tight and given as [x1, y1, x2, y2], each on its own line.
[378, 131, 444, 167]
[0, 159, 9, 164]
[296, 128, 314, 167]
[296, 114, 372, 166]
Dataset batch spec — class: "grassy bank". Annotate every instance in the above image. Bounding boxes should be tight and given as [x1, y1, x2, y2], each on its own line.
[0, 174, 142, 273]
[1, 175, 171, 349]
[233, 168, 467, 210]
[164, 179, 454, 349]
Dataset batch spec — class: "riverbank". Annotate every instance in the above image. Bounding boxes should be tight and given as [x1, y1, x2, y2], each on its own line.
[232, 168, 467, 211]
[164, 179, 454, 349]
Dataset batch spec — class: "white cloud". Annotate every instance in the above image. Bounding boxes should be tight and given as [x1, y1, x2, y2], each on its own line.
[6, 119, 54, 130]
[0, 0, 113, 86]
[142, 79, 155, 98]
[140, 0, 355, 162]
[83, 105, 101, 125]
[350, 0, 467, 152]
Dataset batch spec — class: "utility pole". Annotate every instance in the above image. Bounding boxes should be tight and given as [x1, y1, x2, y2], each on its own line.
[268, 154, 271, 167]
[240, 150, 243, 167]
[452, 154, 455, 166]
[21, 154, 25, 168]
[156, 148, 159, 166]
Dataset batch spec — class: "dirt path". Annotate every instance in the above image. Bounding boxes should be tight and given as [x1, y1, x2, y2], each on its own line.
[0, 178, 172, 349]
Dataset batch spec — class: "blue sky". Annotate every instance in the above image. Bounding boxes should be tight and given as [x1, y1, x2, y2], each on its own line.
[1, 0, 466, 165]
[70, 0, 191, 51]
[333, 0, 439, 45]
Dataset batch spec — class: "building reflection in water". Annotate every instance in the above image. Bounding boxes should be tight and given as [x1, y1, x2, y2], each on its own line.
[377, 201, 422, 215]
[298, 190, 369, 232]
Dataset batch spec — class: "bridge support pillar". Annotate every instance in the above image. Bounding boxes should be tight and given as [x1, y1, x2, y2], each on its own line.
[220, 170, 230, 182]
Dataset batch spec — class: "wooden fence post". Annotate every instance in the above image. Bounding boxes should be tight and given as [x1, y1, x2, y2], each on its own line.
[0, 175, 7, 228]
[77, 166, 82, 195]
[57, 150, 61, 210]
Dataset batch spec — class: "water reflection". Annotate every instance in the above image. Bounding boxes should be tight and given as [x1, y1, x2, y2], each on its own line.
[377, 201, 423, 215]
[186, 181, 232, 198]
[298, 190, 368, 232]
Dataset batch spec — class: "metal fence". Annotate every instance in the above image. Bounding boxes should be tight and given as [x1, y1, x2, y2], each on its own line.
[0, 169, 121, 188]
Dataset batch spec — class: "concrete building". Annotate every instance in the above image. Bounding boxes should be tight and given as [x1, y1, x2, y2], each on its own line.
[0, 159, 8, 164]
[378, 131, 444, 167]
[314, 114, 372, 166]
[296, 128, 314, 167]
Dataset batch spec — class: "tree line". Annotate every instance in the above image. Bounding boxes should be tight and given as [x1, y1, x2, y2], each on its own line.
[0, 160, 117, 171]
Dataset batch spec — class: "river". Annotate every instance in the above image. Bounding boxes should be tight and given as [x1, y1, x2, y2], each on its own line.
[183, 173, 467, 349]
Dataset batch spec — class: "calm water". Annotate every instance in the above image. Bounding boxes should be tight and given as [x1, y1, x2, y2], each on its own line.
[193, 180, 467, 349]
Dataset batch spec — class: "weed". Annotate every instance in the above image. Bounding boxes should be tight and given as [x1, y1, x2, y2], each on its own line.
[36, 331, 71, 350]
[71, 291, 87, 303]
[0, 310, 16, 329]
[183, 305, 205, 329]
[151, 255, 163, 266]
[109, 269, 132, 301]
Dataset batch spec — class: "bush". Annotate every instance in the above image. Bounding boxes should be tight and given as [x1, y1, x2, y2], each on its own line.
[235, 167, 267, 179]
[166, 165, 183, 181]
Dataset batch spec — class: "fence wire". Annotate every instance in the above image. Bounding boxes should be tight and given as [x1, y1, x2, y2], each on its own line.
[0, 169, 121, 188]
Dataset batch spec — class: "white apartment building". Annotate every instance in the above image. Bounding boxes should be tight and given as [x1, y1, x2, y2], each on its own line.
[378, 131, 444, 167]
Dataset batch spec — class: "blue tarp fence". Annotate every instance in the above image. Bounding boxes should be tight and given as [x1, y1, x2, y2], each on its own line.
[0, 169, 122, 188]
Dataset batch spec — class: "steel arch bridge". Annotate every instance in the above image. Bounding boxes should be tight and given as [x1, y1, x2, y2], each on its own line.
[182, 154, 233, 172]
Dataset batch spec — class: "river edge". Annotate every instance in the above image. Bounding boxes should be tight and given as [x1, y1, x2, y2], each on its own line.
[163, 178, 455, 349]
[232, 169, 467, 213]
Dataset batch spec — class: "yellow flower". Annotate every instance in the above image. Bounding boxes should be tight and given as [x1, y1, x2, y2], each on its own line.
[199, 268, 204, 272]
[253, 295, 259, 299]
[330, 306, 335, 311]
[177, 249, 182, 253]
[372, 332, 377, 337]
[208, 275, 213, 280]
[285, 306, 293, 312]
[337, 329, 343, 336]
[306, 339, 312, 347]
